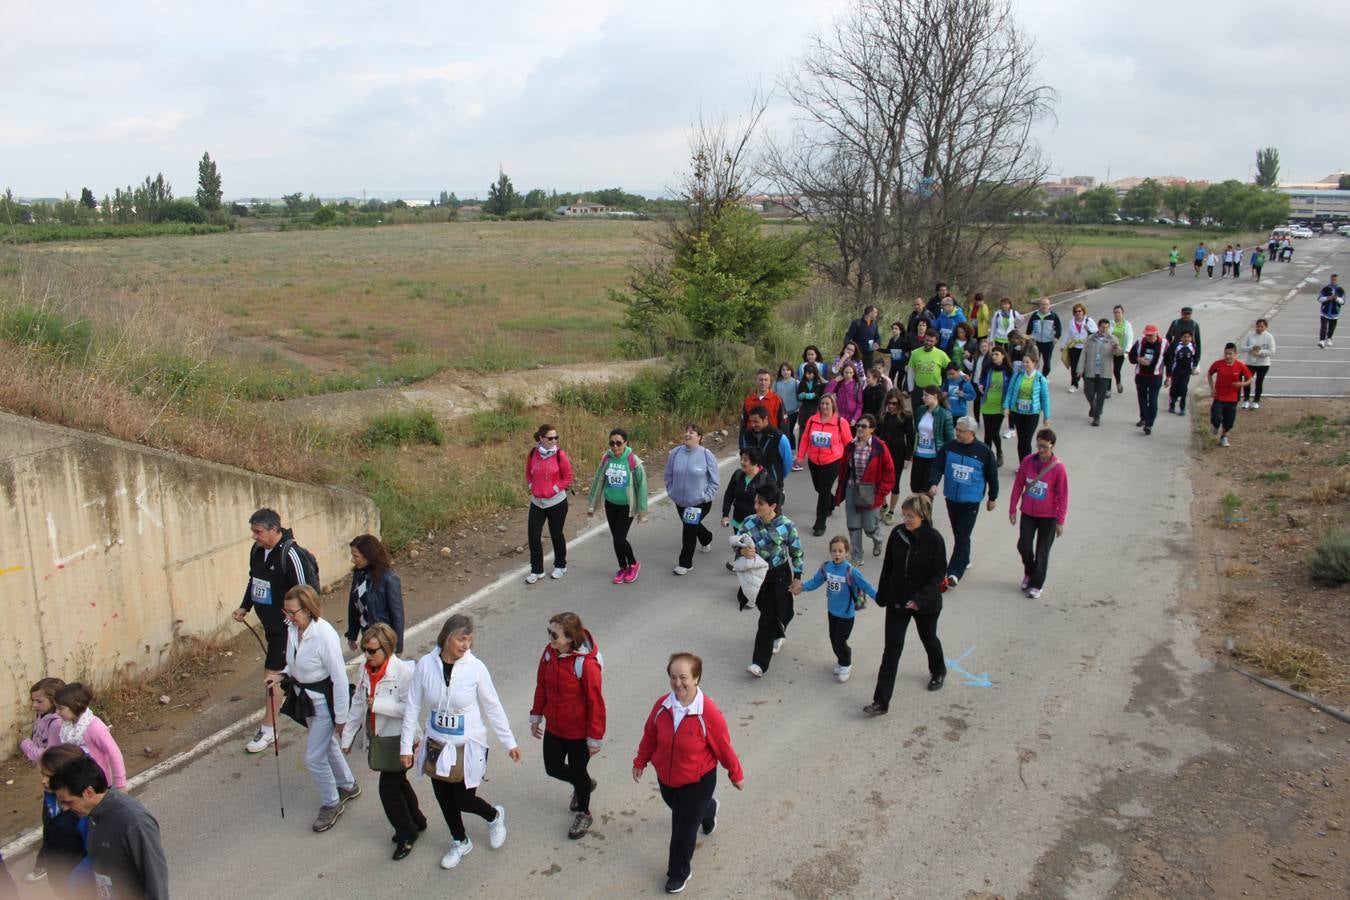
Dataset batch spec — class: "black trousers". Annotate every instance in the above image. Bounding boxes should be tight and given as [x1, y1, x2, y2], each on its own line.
[431, 775, 498, 842]
[527, 499, 568, 574]
[910, 455, 936, 494]
[808, 460, 839, 529]
[1167, 372, 1191, 411]
[1067, 348, 1083, 387]
[1084, 376, 1111, 419]
[1210, 400, 1237, 433]
[1112, 355, 1125, 387]
[945, 500, 979, 580]
[675, 503, 714, 567]
[872, 605, 945, 708]
[604, 500, 637, 568]
[379, 769, 427, 842]
[783, 411, 799, 449]
[1011, 412, 1040, 465]
[1017, 514, 1057, 590]
[982, 411, 1004, 460]
[1136, 375, 1163, 426]
[751, 564, 795, 671]
[1036, 341, 1054, 376]
[658, 768, 717, 882]
[828, 613, 855, 667]
[1243, 366, 1268, 401]
[1320, 317, 1340, 341]
[542, 731, 593, 814]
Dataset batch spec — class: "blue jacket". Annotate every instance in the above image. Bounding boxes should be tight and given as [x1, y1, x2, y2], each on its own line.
[942, 375, 977, 418]
[346, 568, 405, 652]
[664, 444, 721, 508]
[802, 558, 877, 619]
[1003, 370, 1052, 417]
[930, 438, 1000, 505]
[935, 309, 967, 348]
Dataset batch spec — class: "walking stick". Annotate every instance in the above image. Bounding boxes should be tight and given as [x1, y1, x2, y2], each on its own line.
[242, 621, 285, 818]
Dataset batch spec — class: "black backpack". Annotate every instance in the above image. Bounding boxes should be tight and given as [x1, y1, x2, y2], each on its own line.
[281, 538, 321, 591]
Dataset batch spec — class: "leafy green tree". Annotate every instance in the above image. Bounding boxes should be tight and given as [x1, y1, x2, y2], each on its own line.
[1161, 183, 1196, 220]
[1079, 186, 1118, 223]
[133, 173, 173, 223]
[521, 188, 549, 208]
[312, 204, 337, 225]
[158, 198, 206, 223]
[79, 187, 97, 209]
[1120, 178, 1163, 220]
[282, 192, 304, 215]
[196, 152, 223, 211]
[1254, 148, 1280, 188]
[485, 171, 518, 215]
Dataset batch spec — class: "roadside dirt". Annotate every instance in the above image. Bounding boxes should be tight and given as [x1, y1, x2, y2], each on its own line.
[258, 357, 667, 431]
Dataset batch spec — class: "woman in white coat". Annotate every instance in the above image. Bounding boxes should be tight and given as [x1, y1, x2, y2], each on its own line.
[340, 623, 426, 860]
[400, 614, 520, 870]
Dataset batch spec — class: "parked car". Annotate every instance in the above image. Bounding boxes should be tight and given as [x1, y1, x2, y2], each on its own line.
[1291, 226, 1314, 239]
[1338, 224, 1350, 237]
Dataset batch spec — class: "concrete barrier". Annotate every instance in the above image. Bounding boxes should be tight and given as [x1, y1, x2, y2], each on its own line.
[0, 412, 378, 758]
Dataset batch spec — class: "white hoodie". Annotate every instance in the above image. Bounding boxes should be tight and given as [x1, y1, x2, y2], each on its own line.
[400, 648, 517, 789]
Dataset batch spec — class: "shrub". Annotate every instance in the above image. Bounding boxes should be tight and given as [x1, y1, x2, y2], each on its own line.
[156, 199, 207, 224]
[1, 307, 95, 361]
[360, 410, 444, 448]
[1307, 530, 1350, 583]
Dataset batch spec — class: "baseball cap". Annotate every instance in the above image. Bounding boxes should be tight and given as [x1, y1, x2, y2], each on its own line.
[1143, 324, 1160, 336]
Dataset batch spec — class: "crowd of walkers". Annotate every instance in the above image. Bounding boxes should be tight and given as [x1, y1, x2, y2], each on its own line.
[10, 268, 1329, 897]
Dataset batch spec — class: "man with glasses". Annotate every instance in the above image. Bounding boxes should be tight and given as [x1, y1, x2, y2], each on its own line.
[928, 416, 999, 589]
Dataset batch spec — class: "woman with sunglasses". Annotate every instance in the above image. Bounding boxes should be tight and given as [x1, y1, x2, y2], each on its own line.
[340, 623, 425, 860]
[530, 612, 605, 840]
[266, 584, 359, 834]
[587, 429, 649, 584]
[877, 389, 914, 525]
[525, 423, 574, 584]
[833, 414, 897, 564]
[346, 534, 404, 653]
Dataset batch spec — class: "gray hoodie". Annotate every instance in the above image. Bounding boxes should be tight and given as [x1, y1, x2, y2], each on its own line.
[86, 789, 168, 900]
[663, 444, 721, 508]
[1239, 329, 1276, 368]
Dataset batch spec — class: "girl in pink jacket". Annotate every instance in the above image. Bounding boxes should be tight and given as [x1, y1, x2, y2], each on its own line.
[1007, 427, 1068, 600]
[524, 423, 575, 584]
[54, 683, 127, 789]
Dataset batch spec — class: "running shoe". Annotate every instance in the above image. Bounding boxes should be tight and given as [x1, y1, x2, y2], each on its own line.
[862, 703, 888, 716]
[312, 804, 343, 833]
[245, 728, 275, 754]
[1028, 587, 1043, 599]
[747, 663, 764, 677]
[836, 666, 852, 683]
[337, 783, 361, 808]
[772, 637, 785, 654]
[1252, 403, 1260, 410]
[440, 838, 472, 869]
[525, 572, 544, 585]
[1020, 575, 1031, 591]
[612, 569, 626, 584]
[699, 541, 712, 553]
[702, 797, 719, 835]
[791, 463, 804, 472]
[568, 812, 593, 840]
[1220, 436, 1230, 447]
[487, 805, 508, 849]
[666, 873, 692, 894]
[673, 566, 691, 576]
[1241, 401, 1250, 410]
[623, 561, 641, 583]
[550, 567, 567, 579]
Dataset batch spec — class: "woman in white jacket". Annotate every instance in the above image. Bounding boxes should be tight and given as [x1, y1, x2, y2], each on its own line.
[400, 614, 520, 870]
[340, 623, 426, 860]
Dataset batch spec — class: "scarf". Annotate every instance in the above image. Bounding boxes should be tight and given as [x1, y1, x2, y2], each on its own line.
[536, 443, 559, 459]
[61, 708, 94, 747]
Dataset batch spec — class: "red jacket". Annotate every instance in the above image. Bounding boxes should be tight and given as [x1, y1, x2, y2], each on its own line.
[633, 692, 744, 788]
[525, 447, 574, 502]
[529, 631, 605, 743]
[833, 436, 897, 510]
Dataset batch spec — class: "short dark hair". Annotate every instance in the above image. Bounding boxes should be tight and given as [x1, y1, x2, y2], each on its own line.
[667, 652, 703, 681]
[49, 755, 108, 797]
[739, 446, 763, 466]
[748, 404, 770, 420]
[1036, 428, 1057, 445]
[249, 508, 282, 531]
[350, 533, 391, 579]
[533, 423, 557, 442]
[55, 683, 93, 717]
[608, 427, 628, 442]
[755, 368, 771, 378]
[39, 743, 87, 777]
[754, 483, 783, 509]
[1224, 342, 1238, 351]
[935, 282, 947, 291]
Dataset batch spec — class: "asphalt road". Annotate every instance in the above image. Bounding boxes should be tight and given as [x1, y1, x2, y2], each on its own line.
[9, 239, 1350, 899]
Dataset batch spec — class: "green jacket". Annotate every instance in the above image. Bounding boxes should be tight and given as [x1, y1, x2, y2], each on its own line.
[588, 448, 648, 515]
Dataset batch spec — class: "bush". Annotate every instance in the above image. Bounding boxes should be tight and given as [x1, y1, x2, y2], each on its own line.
[1307, 530, 1350, 583]
[312, 205, 337, 226]
[156, 199, 207, 224]
[506, 208, 554, 221]
[1, 307, 94, 360]
[360, 410, 444, 448]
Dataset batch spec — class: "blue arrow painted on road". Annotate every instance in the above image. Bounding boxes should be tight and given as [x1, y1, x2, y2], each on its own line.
[944, 645, 992, 687]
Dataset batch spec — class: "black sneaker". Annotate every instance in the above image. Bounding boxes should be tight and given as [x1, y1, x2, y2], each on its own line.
[928, 674, 946, 691]
[701, 797, 719, 835]
[666, 873, 691, 894]
[862, 703, 889, 717]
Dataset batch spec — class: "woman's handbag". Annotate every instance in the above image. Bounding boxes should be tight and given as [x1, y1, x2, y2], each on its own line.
[855, 482, 877, 507]
[367, 735, 405, 772]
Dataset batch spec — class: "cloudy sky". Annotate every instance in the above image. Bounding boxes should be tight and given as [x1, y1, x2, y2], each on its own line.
[3, 0, 1346, 199]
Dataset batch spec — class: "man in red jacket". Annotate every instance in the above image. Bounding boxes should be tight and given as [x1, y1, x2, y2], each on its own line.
[739, 370, 786, 441]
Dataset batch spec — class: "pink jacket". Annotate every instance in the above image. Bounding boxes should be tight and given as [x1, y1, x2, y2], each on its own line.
[80, 716, 128, 789]
[1009, 453, 1069, 525]
[525, 448, 574, 502]
[20, 712, 63, 765]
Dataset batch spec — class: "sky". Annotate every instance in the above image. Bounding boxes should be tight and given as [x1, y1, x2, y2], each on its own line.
[3, 0, 1347, 200]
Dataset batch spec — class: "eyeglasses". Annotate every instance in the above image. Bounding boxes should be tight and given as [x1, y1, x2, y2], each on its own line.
[542, 435, 559, 441]
[885, 401, 899, 407]
[608, 439, 624, 447]
[362, 646, 382, 655]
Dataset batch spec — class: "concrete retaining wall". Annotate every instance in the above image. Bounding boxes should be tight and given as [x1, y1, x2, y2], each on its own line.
[0, 412, 379, 758]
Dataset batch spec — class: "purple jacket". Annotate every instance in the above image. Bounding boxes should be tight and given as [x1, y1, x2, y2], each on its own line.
[21, 712, 62, 764]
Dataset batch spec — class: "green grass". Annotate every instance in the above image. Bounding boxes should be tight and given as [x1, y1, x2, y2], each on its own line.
[3, 223, 232, 243]
[360, 410, 445, 448]
[0, 306, 94, 360]
[1277, 415, 1349, 445]
[1246, 471, 1292, 483]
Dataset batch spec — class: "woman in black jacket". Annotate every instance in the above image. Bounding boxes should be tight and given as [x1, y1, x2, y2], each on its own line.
[865, 493, 949, 716]
[876, 388, 914, 525]
[346, 534, 405, 653]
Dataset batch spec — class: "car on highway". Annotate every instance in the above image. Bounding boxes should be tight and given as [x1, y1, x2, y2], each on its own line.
[1339, 224, 1350, 237]
[1291, 226, 1314, 239]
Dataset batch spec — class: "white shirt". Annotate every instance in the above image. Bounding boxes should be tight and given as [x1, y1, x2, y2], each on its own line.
[284, 617, 350, 722]
[662, 688, 704, 734]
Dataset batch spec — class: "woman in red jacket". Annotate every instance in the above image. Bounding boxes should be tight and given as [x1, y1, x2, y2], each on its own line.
[832, 414, 897, 564]
[529, 612, 604, 840]
[524, 423, 574, 584]
[633, 652, 744, 895]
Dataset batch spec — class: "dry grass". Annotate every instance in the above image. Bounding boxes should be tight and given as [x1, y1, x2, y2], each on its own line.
[1233, 633, 1349, 697]
[75, 630, 237, 726]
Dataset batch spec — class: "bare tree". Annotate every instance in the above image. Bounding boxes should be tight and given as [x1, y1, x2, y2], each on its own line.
[763, 0, 1056, 299]
[1029, 225, 1073, 275]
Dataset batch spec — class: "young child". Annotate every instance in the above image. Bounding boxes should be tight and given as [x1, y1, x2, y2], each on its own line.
[1164, 330, 1199, 415]
[862, 367, 888, 419]
[729, 532, 768, 612]
[885, 322, 907, 383]
[942, 363, 976, 419]
[21, 677, 65, 765]
[800, 536, 877, 683]
[54, 683, 126, 789]
[35, 743, 91, 888]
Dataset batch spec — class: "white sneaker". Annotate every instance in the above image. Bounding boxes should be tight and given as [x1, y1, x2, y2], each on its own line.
[772, 637, 785, 654]
[747, 663, 764, 678]
[24, 868, 46, 883]
[487, 805, 507, 849]
[525, 572, 543, 584]
[550, 567, 567, 579]
[1220, 436, 1230, 447]
[836, 666, 852, 683]
[1329, 339, 1335, 347]
[698, 542, 712, 553]
[1027, 587, 1042, 599]
[673, 566, 691, 576]
[1241, 401, 1249, 410]
[1067, 385, 1077, 393]
[1319, 340, 1326, 348]
[439, 838, 472, 869]
[1252, 402, 1260, 410]
[245, 728, 275, 753]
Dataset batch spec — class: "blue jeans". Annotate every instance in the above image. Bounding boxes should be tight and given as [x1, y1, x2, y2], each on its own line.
[305, 696, 355, 807]
[945, 499, 980, 580]
[1136, 375, 1163, 427]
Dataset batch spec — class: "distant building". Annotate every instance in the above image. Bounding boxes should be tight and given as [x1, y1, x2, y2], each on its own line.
[556, 202, 613, 216]
[1040, 180, 1088, 201]
[1280, 188, 1350, 221]
[1279, 172, 1348, 191]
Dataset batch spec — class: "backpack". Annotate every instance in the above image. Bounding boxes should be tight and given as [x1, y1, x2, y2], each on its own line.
[543, 638, 603, 680]
[281, 538, 321, 591]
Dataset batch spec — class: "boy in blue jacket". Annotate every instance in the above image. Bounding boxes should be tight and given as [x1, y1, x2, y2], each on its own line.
[801, 536, 877, 684]
[942, 363, 977, 418]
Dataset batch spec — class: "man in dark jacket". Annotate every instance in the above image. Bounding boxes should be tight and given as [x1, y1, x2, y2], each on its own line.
[905, 296, 935, 350]
[844, 305, 882, 371]
[1164, 306, 1202, 359]
[926, 282, 951, 317]
[740, 407, 793, 489]
[928, 416, 999, 588]
[50, 757, 168, 900]
[233, 507, 312, 753]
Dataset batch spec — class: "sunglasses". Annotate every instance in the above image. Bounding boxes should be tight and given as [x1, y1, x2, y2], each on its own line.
[547, 629, 562, 640]
[542, 435, 559, 441]
[362, 646, 382, 655]
[608, 439, 624, 447]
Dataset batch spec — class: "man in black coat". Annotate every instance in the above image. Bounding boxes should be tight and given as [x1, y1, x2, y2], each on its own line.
[844, 305, 882, 371]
